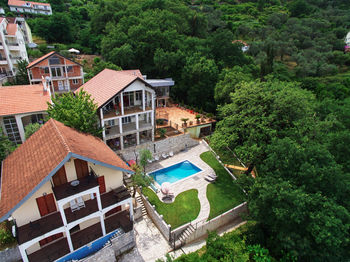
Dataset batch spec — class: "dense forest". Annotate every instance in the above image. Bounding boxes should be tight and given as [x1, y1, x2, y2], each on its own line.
[5, 0, 350, 260]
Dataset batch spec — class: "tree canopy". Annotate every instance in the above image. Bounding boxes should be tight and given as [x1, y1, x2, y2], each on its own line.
[47, 90, 102, 137]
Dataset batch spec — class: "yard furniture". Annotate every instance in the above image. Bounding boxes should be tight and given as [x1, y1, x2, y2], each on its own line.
[70, 199, 79, 212]
[169, 151, 174, 157]
[205, 175, 217, 183]
[77, 196, 85, 209]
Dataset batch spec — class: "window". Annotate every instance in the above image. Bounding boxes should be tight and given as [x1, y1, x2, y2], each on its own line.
[51, 67, 62, 77]
[135, 91, 142, 101]
[58, 80, 64, 90]
[72, 79, 78, 85]
[122, 116, 131, 124]
[31, 114, 44, 124]
[48, 56, 60, 65]
[44, 67, 49, 74]
[106, 120, 115, 126]
[3, 116, 21, 145]
[66, 66, 73, 72]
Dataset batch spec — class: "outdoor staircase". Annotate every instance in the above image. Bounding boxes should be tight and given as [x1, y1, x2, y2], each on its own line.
[136, 195, 147, 217]
[123, 173, 133, 188]
[177, 224, 195, 244]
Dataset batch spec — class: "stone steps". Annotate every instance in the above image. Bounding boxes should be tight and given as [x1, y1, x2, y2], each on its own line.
[136, 196, 147, 217]
[177, 224, 195, 243]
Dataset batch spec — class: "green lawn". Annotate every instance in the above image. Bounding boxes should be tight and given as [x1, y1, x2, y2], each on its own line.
[200, 151, 246, 219]
[142, 188, 200, 229]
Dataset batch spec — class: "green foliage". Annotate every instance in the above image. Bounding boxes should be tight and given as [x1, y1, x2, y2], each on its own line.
[24, 123, 42, 139]
[211, 80, 316, 165]
[84, 57, 122, 81]
[47, 90, 102, 137]
[14, 59, 29, 85]
[0, 128, 15, 162]
[0, 223, 15, 246]
[139, 148, 152, 173]
[157, 128, 167, 138]
[143, 188, 200, 228]
[200, 151, 245, 219]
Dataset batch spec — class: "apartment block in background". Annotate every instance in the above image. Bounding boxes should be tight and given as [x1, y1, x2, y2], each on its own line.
[8, 0, 52, 15]
[0, 17, 29, 82]
[7, 17, 33, 44]
[0, 119, 134, 262]
[27, 51, 84, 93]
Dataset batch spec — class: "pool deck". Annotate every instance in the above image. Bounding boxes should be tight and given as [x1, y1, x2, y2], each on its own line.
[146, 142, 214, 223]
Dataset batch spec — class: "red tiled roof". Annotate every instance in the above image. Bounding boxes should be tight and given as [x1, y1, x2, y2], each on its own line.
[0, 119, 132, 220]
[0, 84, 51, 116]
[6, 23, 17, 35]
[26, 51, 55, 68]
[75, 69, 146, 108]
[8, 0, 51, 7]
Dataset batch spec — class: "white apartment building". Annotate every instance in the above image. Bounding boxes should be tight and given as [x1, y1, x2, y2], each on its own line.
[0, 17, 28, 80]
[8, 0, 52, 15]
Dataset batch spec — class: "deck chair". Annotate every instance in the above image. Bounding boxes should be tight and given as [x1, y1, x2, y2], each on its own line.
[154, 155, 159, 161]
[169, 151, 174, 157]
[70, 199, 79, 212]
[76, 196, 85, 209]
[208, 173, 217, 179]
[205, 176, 217, 183]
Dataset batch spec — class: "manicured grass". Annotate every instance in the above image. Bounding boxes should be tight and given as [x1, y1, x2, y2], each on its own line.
[200, 151, 246, 219]
[142, 188, 200, 229]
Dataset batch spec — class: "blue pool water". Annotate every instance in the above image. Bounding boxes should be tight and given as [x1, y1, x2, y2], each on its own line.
[150, 160, 202, 185]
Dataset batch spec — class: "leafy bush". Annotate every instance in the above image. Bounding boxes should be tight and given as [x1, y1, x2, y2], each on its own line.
[0, 222, 15, 246]
[157, 128, 167, 138]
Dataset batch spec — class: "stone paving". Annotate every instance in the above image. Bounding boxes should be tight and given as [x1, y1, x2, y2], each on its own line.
[118, 217, 171, 262]
[145, 142, 214, 223]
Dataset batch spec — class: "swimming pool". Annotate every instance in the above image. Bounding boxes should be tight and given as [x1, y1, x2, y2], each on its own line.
[149, 160, 202, 185]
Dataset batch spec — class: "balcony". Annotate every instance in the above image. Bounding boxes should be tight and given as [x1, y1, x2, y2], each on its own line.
[26, 210, 132, 262]
[17, 212, 63, 245]
[52, 175, 99, 201]
[103, 106, 152, 119]
[0, 58, 7, 65]
[105, 120, 152, 139]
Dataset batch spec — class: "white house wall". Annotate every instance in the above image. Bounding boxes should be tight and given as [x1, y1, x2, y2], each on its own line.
[87, 163, 124, 192]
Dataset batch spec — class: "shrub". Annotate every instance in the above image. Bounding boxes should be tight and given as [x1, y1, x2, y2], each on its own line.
[0, 222, 15, 246]
[157, 128, 166, 138]
[156, 119, 164, 125]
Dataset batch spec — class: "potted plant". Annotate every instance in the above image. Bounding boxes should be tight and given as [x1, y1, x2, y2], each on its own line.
[195, 114, 201, 124]
[157, 128, 167, 138]
[181, 118, 189, 127]
[207, 113, 214, 121]
[189, 121, 193, 126]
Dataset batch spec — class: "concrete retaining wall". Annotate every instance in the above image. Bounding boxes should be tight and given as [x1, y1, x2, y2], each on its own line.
[185, 202, 248, 244]
[141, 194, 171, 241]
[120, 133, 199, 161]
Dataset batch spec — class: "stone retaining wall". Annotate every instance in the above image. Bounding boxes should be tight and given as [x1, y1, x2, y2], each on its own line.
[141, 194, 171, 241]
[119, 133, 199, 161]
[0, 246, 21, 262]
[81, 231, 135, 262]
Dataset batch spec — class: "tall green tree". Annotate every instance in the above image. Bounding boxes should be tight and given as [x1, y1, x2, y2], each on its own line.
[47, 90, 102, 137]
[0, 128, 15, 162]
[14, 59, 29, 85]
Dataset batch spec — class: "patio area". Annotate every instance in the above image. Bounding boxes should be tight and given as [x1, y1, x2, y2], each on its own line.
[145, 142, 214, 223]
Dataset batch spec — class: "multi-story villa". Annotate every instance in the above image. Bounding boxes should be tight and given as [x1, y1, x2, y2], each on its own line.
[7, 17, 33, 44]
[0, 17, 28, 80]
[0, 119, 134, 262]
[27, 51, 84, 94]
[8, 0, 52, 15]
[76, 69, 156, 151]
[0, 82, 51, 144]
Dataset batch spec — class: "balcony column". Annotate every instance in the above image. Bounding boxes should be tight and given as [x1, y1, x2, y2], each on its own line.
[119, 117, 123, 134]
[120, 136, 124, 150]
[99, 214, 106, 236]
[100, 108, 106, 142]
[65, 227, 74, 252]
[136, 132, 140, 145]
[142, 90, 145, 111]
[135, 114, 139, 130]
[120, 93, 124, 115]
[151, 93, 155, 112]
[18, 245, 29, 262]
[27, 70, 32, 85]
[129, 199, 134, 221]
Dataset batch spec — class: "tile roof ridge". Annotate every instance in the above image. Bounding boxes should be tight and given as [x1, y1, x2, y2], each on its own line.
[50, 119, 72, 153]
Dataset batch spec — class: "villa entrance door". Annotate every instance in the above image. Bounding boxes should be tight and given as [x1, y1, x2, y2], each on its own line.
[74, 159, 89, 179]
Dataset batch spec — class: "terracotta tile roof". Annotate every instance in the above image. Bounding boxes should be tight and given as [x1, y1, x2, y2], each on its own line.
[75, 69, 147, 108]
[27, 51, 82, 69]
[6, 17, 16, 24]
[8, 0, 51, 7]
[0, 84, 51, 116]
[0, 119, 132, 220]
[6, 23, 17, 35]
[26, 51, 55, 68]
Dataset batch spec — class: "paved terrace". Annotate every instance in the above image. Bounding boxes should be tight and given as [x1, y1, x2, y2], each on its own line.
[145, 142, 214, 223]
[156, 106, 215, 129]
